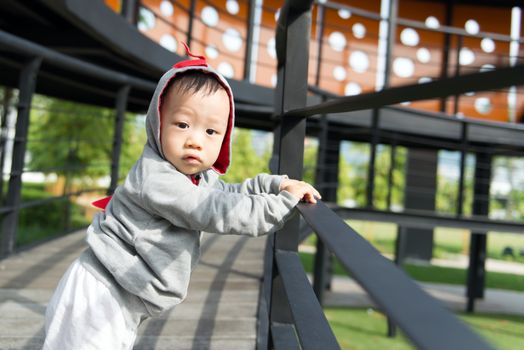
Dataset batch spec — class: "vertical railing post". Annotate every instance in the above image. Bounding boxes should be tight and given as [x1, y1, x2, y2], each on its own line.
[0, 57, 42, 257]
[269, 0, 314, 344]
[453, 35, 464, 116]
[108, 85, 130, 195]
[0, 88, 14, 202]
[466, 152, 491, 312]
[366, 110, 380, 208]
[382, 0, 398, 89]
[243, 0, 257, 81]
[439, 2, 453, 113]
[314, 3, 326, 87]
[187, 0, 197, 48]
[456, 122, 468, 216]
[386, 138, 397, 210]
[121, 0, 139, 25]
[312, 108, 340, 304]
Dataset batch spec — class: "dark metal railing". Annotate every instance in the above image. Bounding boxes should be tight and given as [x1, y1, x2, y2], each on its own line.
[263, 1, 509, 348]
[0, 29, 156, 257]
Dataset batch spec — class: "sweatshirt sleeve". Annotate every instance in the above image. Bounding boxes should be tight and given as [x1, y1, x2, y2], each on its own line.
[141, 171, 299, 237]
[214, 173, 286, 194]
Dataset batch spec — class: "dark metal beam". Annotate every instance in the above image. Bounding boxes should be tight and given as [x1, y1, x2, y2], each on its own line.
[275, 250, 340, 350]
[109, 85, 130, 195]
[243, 0, 257, 81]
[0, 30, 155, 91]
[332, 206, 524, 234]
[298, 201, 493, 350]
[270, 0, 314, 335]
[286, 64, 524, 118]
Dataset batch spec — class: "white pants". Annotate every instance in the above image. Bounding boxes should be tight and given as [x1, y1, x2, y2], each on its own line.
[43, 259, 139, 350]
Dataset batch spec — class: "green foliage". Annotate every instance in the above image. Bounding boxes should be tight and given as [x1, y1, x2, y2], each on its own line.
[221, 128, 271, 183]
[303, 138, 318, 185]
[221, 129, 318, 185]
[337, 142, 406, 209]
[16, 183, 90, 246]
[27, 96, 146, 189]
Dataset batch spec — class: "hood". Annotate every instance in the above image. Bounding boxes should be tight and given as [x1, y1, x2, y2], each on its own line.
[145, 46, 235, 175]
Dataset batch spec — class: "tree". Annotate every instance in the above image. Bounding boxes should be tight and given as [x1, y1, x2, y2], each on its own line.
[221, 128, 271, 183]
[28, 95, 145, 189]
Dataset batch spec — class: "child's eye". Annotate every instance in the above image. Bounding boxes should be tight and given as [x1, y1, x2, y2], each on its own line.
[206, 129, 217, 135]
[176, 122, 189, 129]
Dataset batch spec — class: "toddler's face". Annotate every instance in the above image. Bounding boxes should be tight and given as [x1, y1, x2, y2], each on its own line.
[160, 88, 230, 175]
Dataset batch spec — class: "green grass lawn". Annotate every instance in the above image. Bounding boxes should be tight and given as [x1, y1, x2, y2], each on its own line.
[299, 251, 524, 292]
[325, 307, 524, 350]
[313, 220, 524, 264]
[302, 220, 524, 349]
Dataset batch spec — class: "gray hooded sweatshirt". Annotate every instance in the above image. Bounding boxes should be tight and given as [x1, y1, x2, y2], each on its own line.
[80, 58, 299, 318]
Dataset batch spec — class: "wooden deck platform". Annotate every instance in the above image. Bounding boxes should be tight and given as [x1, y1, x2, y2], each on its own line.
[0, 230, 266, 349]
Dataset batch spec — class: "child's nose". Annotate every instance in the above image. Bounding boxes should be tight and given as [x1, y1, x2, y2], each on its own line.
[185, 134, 203, 150]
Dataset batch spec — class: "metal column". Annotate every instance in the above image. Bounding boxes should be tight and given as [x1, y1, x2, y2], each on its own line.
[269, 0, 314, 346]
[0, 57, 42, 257]
[399, 148, 438, 261]
[312, 115, 340, 304]
[187, 0, 197, 48]
[108, 85, 130, 195]
[466, 152, 491, 312]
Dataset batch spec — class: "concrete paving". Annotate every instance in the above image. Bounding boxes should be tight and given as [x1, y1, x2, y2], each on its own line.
[0, 230, 267, 350]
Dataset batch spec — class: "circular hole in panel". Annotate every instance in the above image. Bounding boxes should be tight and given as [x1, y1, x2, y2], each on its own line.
[226, 0, 240, 15]
[345, 82, 362, 96]
[480, 64, 495, 72]
[416, 47, 431, 63]
[425, 16, 440, 29]
[329, 31, 346, 52]
[400, 28, 419, 47]
[271, 74, 277, 87]
[160, 1, 174, 16]
[481, 37, 495, 53]
[349, 50, 369, 73]
[138, 8, 156, 31]
[393, 57, 415, 78]
[352, 23, 366, 39]
[465, 19, 480, 35]
[459, 47, 475, 65]
[202, 6, 219, 27]
[475, 97, 492, 114]
[205, 45, 219, 59]
[218, 62, 235, 78]
[267, 38, 276, 58]
[338, 9, 351, 19]
[333, 66, 347, 81]
[160, 34, 177, 52]
[222, 28, 242, 52]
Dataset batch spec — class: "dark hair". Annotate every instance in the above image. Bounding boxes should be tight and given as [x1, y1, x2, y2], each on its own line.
[165, 70, 225, 98]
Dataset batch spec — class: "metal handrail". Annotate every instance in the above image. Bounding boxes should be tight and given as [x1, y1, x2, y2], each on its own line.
[297, 201, 493, 350]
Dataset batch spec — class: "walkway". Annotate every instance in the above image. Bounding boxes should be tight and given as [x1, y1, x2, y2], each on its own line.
[0, 230, 266, 350]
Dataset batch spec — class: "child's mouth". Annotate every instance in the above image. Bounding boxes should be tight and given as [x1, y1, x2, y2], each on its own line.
[183, 155, 201, 164]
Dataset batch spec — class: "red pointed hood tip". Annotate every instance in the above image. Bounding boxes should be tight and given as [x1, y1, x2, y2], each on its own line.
[173, 42, 208, 69]
[92, 195, 112, 210]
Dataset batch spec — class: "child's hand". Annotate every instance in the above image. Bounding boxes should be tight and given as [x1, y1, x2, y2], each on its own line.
[280, 179, 321, 204]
